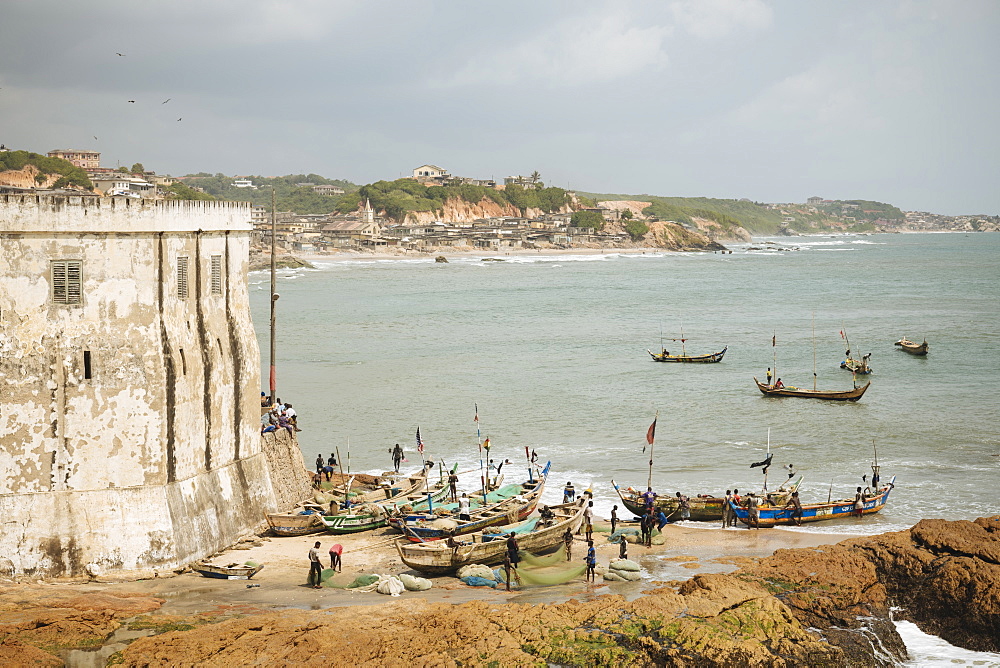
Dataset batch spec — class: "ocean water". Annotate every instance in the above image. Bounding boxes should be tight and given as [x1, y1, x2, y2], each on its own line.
[250, 232, 1000, 534]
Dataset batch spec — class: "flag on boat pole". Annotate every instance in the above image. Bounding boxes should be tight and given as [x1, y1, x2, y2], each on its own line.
[643, 417, 656, 454]
[416, 427, 425, 454]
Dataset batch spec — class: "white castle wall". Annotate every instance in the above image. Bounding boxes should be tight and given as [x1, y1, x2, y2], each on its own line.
[0, 195, 282, 578]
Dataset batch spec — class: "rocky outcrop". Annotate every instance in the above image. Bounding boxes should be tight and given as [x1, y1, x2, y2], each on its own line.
[597, 200, 652, 217]
[0, 165, 57, 189]
[689, 216, 753, 242]
[647, 220, 727, 251]
[404, 197, 527, 224]
[740, 515, 1000, 663]
[259, 429, 313, 511]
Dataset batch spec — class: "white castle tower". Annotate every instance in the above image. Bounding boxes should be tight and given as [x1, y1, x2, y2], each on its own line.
[0, 194, 297, 578]
[362, 198, 374, 224]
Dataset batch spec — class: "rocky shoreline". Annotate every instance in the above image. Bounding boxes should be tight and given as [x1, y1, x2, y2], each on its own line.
[1, 516, 995, 666]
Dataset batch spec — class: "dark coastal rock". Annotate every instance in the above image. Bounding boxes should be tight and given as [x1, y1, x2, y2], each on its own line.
[435, 255, 449, 263]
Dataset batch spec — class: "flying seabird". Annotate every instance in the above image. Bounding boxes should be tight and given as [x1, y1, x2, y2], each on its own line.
[161, 98, 171, 104]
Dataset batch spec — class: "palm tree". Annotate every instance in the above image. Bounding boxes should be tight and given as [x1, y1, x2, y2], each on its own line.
[530, 170, 541, 184]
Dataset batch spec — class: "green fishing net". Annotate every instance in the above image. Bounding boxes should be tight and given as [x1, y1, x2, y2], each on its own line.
[494, 545, 589, 586]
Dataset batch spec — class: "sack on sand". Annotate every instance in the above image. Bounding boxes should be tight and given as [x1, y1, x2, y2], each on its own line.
[376, 575, 405, 596]
[604, 571, 626, 582]
[651, 535, 665, 545]
[461, 576, 497, 588]
[399, 573, 432, 591]
[347, 574, 380, 589]
[609, 559, 640, 572]
[457, 564, 495, 581]
[624, 534, 640, 544]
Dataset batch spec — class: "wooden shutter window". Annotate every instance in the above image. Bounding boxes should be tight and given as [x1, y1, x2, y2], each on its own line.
[210, 255, 222, 295]
[177, 256, 189, 299]
[52, 260, 82, 305]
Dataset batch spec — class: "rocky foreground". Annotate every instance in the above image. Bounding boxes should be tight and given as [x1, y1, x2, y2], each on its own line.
[2, 516, 996, 666]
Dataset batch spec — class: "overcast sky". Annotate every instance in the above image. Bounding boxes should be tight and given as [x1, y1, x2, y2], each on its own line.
[1, 1, 997, 214]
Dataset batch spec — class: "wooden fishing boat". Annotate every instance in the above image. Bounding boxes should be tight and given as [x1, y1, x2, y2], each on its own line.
[265, 511, 326, 537]
[731, 476, 895, 528]
[395, 501, 587, 575]
[266, 468, 432, 536]
[195, 562, 264, 579]
[754, 377, 870, 402]
[647, 347, 727, 363]
[318, 475, 450, 534]
[391, 464, 549, 542]
[611, 478, 801, 521]
[895, 337, 928, 355]
[840, 356, 872, 374]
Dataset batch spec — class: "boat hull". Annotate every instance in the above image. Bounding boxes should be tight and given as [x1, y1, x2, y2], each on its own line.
[731, 478, 894, 528]
[396, 501, 586, 575]
[195, 564, 264, 579]
[265, 513, 325, 537]
[895, 339, 928, 355]
[322, 481, 451, 534]
[754, 377, 869, 401]
[612, 478, 800, 522]
[393, 470, 547, 542]
[648, 347, 726, 363]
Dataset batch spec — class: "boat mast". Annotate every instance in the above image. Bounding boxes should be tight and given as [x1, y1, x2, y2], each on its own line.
[772, 331, 777, 384]
[812, 312, 817, 391]
[475, 404, 486, 497]
[269, 187, 278, 405]
[680, 326, 687, 357]
[763, 428, 770, 492]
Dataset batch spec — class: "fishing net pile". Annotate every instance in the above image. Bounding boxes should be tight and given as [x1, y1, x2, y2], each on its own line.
[610, 527, 663, 545]
[604, 559, 642, 582]
[456, 546, 588, 588]
[320, 571, 432, 594]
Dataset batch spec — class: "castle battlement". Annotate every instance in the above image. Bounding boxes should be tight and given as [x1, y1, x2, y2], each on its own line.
[0, 194, 251, 234]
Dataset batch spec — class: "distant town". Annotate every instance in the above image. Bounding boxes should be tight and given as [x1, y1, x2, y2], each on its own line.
[1, 145, 997, 260]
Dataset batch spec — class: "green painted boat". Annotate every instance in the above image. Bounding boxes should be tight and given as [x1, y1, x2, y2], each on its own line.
[319, 474, 451, 534]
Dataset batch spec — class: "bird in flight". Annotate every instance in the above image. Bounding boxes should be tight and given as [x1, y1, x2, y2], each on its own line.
[93, 136, 98, 141]
[162, 98, 171, 104]
[128, 100, 135, 103]
[116, 52, 125, 57]
[176, 117, 182, 121]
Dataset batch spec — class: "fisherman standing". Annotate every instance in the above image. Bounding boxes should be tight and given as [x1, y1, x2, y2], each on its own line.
[563, 527, 574, 561]
[563, 482, 576, 504]
[447, 470, 459, 503]
[390, 444, 403, 472]
[745, 493, 760, 529]
[308, 541, 323, 589]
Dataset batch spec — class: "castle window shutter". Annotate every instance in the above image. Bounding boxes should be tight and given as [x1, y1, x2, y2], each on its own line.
[52, 260, 82, 305]
[177, 256, 189, 299]
[210, 255, 222, 295]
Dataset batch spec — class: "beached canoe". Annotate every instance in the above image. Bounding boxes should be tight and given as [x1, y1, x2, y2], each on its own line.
[319, 475, 451, 534]
[730, 477, 895, 528]
[648, 347, 727, 363]
[754, 377, 870, 402]
[895, 338, 928, 355]
[395, 500, 587, 575]
[391, 463, 549, 542]
[195, 562, 264, 579]
[266, 468, 435, 536]
[612, 478, 801, 521]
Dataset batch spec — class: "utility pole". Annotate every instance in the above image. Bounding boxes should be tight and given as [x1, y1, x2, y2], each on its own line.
[269, 187, 278, 405]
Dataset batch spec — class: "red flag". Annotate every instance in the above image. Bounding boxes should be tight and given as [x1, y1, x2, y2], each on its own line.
[840, 330, 845, 339]
[771, 334, 776, 347]
[646, 418, 656, 445]
[474, 403, 479, 422]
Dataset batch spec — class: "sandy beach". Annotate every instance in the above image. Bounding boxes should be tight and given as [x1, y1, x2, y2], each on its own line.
[27, 518, 844, 615]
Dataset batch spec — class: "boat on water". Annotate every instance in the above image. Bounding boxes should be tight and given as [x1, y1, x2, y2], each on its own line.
[648, 347, 727, 363]
[754, 377, 870, 401]
[759, 320, 871, 401]
[731, 476, 895, 528]
[195, 562, 264, 579]
[318, 469, 451, 534]
[395, 500, 587, 575]
[391, 464, 549, 542]
[895, 337, 929, 355]
[612, 477, 801, 521]
[838, 327, 872, 374]
[648, 329, 726, 363]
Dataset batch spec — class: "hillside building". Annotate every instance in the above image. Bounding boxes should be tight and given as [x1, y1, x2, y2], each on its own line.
[47, 149, 101, 169]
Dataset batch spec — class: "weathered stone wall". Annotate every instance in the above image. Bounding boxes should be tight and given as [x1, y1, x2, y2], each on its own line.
[260, 428, 312, 511]
[0, 194, 280, 578]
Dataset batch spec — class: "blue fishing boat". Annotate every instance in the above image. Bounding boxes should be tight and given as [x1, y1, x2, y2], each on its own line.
[731, 476, 895, 528]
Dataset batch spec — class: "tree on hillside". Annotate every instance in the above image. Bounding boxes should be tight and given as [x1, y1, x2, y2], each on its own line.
[625, 219, 649, 240]
[131, 163, 145, 174]
[530, 170, 541, 185]
[621, 209, 633, 220]
[571, 210, 605, 230]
